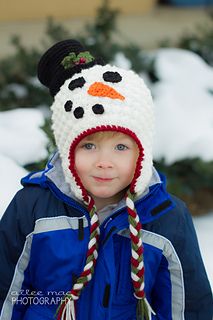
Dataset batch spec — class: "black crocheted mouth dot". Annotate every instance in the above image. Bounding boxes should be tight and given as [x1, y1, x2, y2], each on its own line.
[74, 107, 84, 119]
[103, 71, 122, 83]
[92, 104, 105, 115]
[64, 100, 73, 112]
[68, 77, 86, 91]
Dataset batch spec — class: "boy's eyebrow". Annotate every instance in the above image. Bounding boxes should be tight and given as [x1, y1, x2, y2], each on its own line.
[78, 135, 136, 145]
[115, 137, 135, 144]
[78, 138, 95, 143]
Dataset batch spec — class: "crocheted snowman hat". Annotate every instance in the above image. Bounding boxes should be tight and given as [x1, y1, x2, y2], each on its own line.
[38, 39, 155, 320]
[38, 39, 154, 203]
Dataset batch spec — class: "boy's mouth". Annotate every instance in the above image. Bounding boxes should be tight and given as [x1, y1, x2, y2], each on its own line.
[93, 176, 114, 182]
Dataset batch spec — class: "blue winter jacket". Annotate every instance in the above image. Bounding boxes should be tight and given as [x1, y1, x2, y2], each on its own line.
[0, 153, 212, 320]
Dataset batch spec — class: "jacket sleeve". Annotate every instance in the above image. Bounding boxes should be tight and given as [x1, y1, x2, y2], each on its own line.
[146, 195, 212, 320]
[0, 188, 35, 317]
[172, 198, 213, 320]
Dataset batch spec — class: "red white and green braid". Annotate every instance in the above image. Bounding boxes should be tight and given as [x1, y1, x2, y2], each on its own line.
[56, 197, 100, 320]
[56, 191, 156, 320]
[126, 190, 156, 320]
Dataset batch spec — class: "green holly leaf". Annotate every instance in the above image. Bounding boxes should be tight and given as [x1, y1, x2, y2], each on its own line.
[61, 52, 77, 69]
[77, 51, 95, 63]
[61, 51, 95, 69]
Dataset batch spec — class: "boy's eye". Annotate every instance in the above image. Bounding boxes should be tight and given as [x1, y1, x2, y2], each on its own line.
[82, 143, 95, 150]
[115, 144, 128, 151]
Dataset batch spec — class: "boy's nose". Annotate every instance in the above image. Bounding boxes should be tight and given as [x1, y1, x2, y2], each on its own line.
[96, 159, 113, 169]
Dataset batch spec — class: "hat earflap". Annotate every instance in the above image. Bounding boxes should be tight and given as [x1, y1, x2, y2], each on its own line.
[56, 196, 100, 320]
[126, 190, 156, 320]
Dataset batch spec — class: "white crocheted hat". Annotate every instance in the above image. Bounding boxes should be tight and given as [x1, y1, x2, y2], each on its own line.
[38, 40, 154, 203]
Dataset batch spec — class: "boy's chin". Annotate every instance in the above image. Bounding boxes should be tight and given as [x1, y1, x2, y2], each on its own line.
[88, 188, 126, 202]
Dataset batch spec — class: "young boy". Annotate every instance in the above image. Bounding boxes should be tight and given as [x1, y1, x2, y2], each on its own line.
[0, 39, 212, 320]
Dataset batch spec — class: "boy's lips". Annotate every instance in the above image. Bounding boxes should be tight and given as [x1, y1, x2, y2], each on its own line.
[93, 176, 114, 182]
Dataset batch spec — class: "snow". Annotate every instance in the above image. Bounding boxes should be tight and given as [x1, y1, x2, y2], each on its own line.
[0, 48, 212, 288]
[113, 52, 132, 70]
[0, 108, 48, 214]
[193, 213, 213, 289]
[0, 154, 27, 215]
[152, 48, 213, 164]
[0, 108, 48, 166]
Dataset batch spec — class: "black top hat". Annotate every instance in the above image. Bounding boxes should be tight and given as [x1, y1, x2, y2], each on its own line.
[37, 39, 105, 97]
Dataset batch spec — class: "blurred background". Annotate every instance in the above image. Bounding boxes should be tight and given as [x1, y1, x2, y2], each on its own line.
[0, 0, 213, 285]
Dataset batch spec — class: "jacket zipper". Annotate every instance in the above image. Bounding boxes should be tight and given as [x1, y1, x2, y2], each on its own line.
[102, 226, 117, 246]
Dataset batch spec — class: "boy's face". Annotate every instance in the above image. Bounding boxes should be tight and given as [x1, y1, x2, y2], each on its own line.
[74, 132, 139, 209]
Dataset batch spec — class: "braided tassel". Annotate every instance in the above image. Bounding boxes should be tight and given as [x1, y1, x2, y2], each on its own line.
[58, 299, 76, 320]
[126, 191, 156, 320]
[56, 197, 100, 320]
[137, 298, 156, 320]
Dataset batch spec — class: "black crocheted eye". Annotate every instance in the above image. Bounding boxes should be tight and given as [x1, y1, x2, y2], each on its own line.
[103, 71, 122, 83]
[92, 104, 104, 114]
[74, 107, 84, 119]
[64, 100, 73, 112]
[69, 77, 86, 90]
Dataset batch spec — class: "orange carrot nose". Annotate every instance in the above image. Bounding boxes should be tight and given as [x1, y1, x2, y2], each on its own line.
[88, 82, 125, 100]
